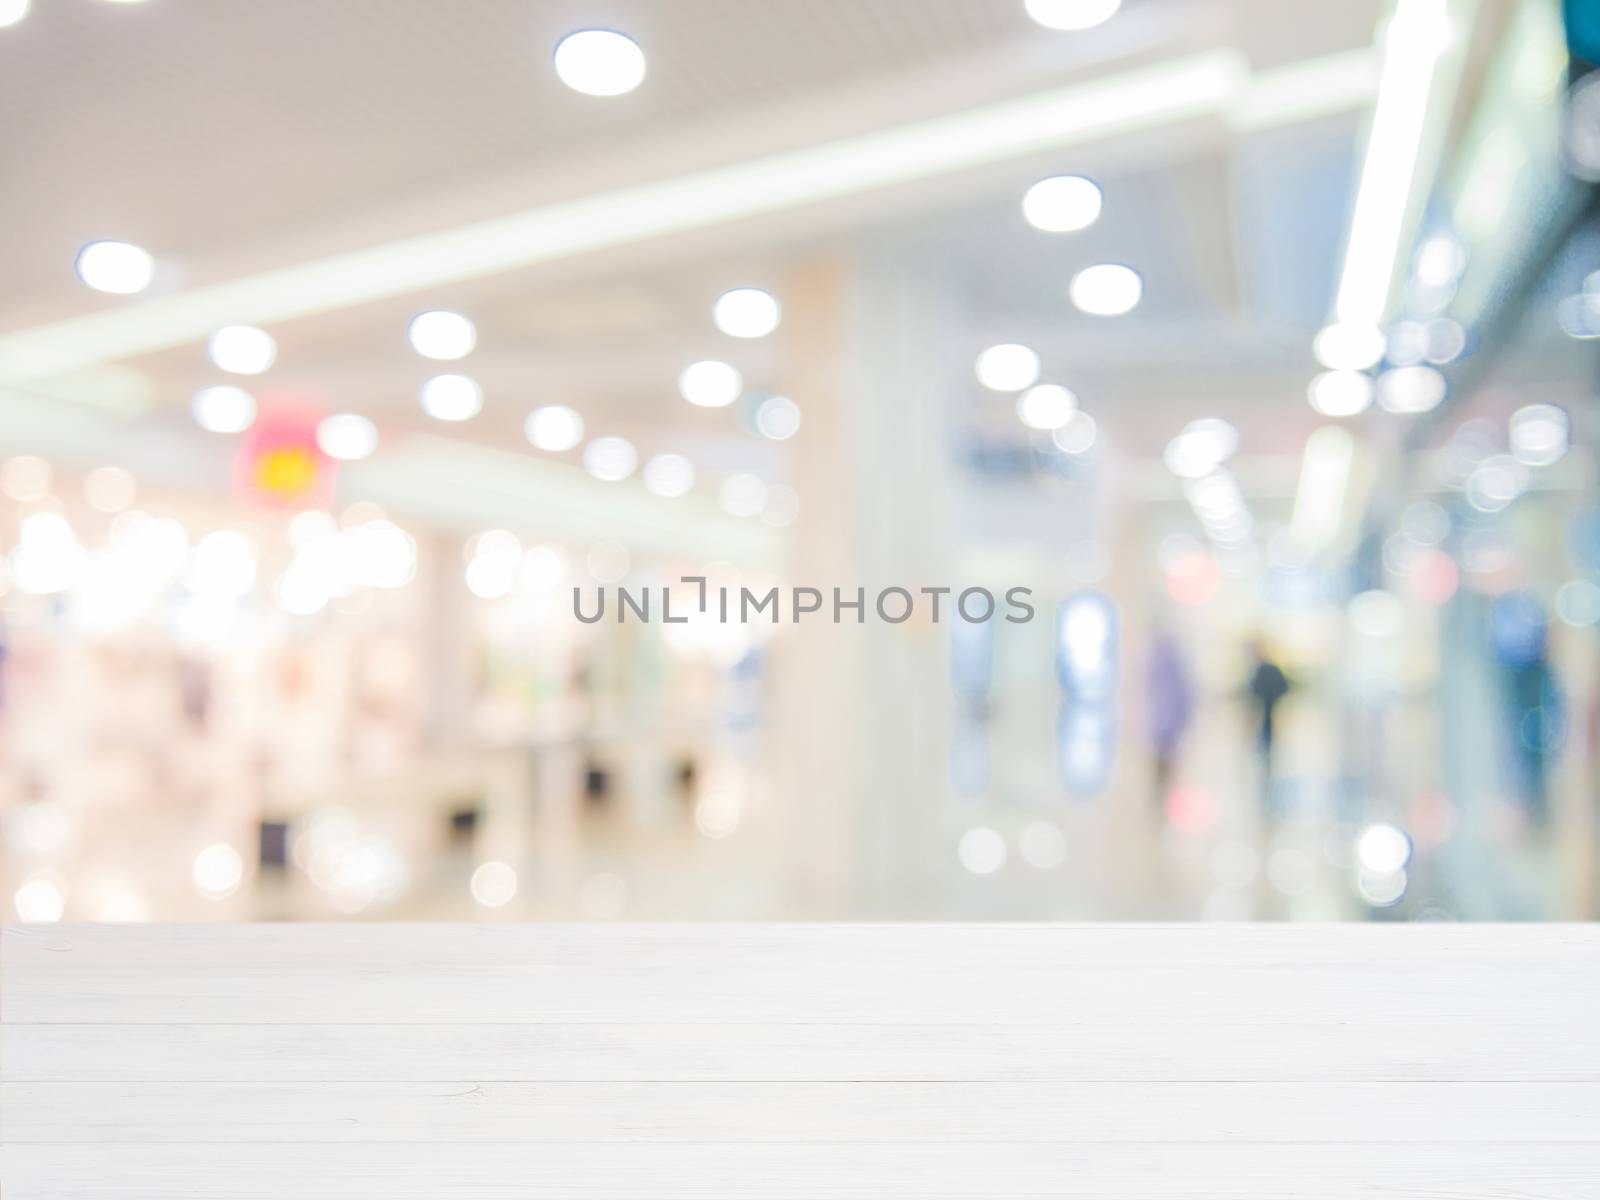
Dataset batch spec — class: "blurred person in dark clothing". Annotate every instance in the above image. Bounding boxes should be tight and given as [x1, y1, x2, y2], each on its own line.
[1247, 639, 1290, 770]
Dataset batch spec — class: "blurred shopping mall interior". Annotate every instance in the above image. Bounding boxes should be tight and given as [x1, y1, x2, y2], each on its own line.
[2, 0, 1599, 921]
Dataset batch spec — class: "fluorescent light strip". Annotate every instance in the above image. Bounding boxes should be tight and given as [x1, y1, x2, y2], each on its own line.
[1333, 0, 1454, 327]
[1229, 47, 1378, 132]
[0, 48, 1374, 383]
[1290, 425, 1355, 551]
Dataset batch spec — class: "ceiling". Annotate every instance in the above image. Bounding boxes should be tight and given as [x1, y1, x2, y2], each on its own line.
[0, 0, 1391, 537]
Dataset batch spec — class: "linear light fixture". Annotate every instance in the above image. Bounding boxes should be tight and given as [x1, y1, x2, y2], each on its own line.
[1290, 425, 1356, 553]
[0, 48, 1376, 383]
[1332, 0, 1457, 329]
[1228, 47, 1379, 133]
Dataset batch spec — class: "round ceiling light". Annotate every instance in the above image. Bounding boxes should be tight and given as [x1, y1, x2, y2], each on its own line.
[207, 325, 277, 375]
[1069, 264, 1142, 316]
[316, 414, 379, 461]
[1024, 0, 1122, 31]
[1307, 370, 1374, 417]
[525, 405, 585, 452]
[191, 385, 257, 434]
[407, 310, 476, 360]
[553, 29, 646, 96]
[74, 240, 155, 295]
[1314, 322, 1386, 371]
[583, 436, 638, 481]
[1021, 176, 1102, 233]
[974, 343, 1041, 392]
[1017, 384, 1078, 430]
[678, 360, 742, 408]
[419, 374, 483, 422]
[712, 288, 781, 338]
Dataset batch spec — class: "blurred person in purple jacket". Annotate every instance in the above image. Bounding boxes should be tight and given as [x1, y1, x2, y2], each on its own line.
[1144, 630, 1194, 798]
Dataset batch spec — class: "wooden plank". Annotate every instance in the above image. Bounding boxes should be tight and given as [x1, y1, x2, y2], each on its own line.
[9, 921, 1596, 970]
[8, 1019, 1593, 1082]
[3, 924, 1597, 1199]
[6, 924, 1598, 1024]
[6, 1142, 1599, 1199]
[5, 1080, 1597, 1144]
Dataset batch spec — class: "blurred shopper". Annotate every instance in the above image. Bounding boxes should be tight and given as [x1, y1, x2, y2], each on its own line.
[1491, 592, 1565, 822]
[1246, 639, 1290, 772]
[1144, 630, 1194, 799]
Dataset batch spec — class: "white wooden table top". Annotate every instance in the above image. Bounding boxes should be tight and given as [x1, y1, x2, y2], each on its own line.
[3, 923, 1598, 1198]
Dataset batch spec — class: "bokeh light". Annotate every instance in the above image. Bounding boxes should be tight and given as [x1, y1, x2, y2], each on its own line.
[553, 29, 645, 96]
[75, 240, 154, 295]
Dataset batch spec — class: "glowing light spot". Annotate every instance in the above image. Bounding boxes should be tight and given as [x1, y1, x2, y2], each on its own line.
[470, 860, 518, 907]
[207, 325, 277, 375]
[974, 343, 1040, 392]
[1021, 175, 1102, 232]
[192, 843, 244, 899]
[957, 826, 1007, 875]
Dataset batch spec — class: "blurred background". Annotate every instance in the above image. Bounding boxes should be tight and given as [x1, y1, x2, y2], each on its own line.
[1, 0, 1598, 922]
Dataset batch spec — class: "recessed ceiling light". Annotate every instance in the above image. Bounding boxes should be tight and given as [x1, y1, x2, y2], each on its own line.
[524, 405, 584, 452]
[1306, 370, 1374, 417]
[74, 240, 154, 295]
[1313, 321, 1385, 371]
[583, 436, 637, 481]
[754, 395, 802, 440]
[191, 385, 257, 434]
[679, 360, 742, 408]
[1016, 384, 1077, 430]
[7, 50, 1309, 382]
[316, 414, 378, 461]
[419, 373, 483, 422]
[1021, 176, 1102, 232]
[712, 288, 781, 338]
[974, 343, 1040, 392]
[0, 0, 30, 29]
[407, 310, 476, 360]
[1069, 263, 1142, 315]
[207, 325, 277, 375]
[1024, 0, 1122, 31]
[553, 29, 646, 97]
[643, 453, 696, 498]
